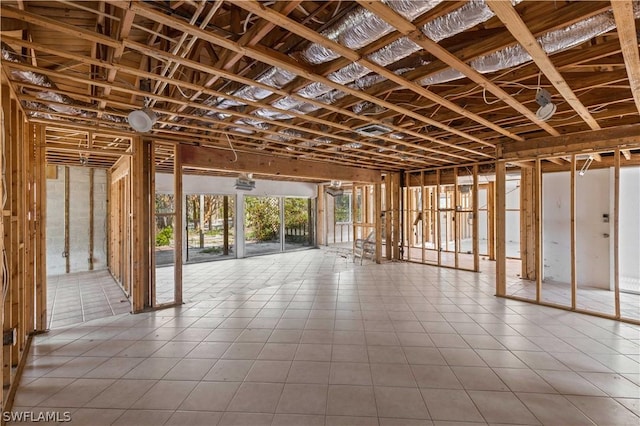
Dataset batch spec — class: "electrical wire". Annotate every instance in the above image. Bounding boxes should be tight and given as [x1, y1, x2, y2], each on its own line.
[0, 109, 8, 302]
[482, 87, 501, 105]
[226, 133, 238, 162]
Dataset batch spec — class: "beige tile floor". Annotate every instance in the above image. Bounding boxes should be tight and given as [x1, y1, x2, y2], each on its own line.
[20, 251, 639, 425]
[47, 270, 131, 329]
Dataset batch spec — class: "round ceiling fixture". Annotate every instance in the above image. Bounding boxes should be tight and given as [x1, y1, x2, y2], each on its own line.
[536, 102, 556, 122]
[128, 107, 157, 132]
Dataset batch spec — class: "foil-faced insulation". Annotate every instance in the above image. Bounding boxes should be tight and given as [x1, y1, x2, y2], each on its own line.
[422, 0, 495, 42]
[301, 0, 442, 64]
[419, 5, 639, 86]
[1, 42, 95, 117]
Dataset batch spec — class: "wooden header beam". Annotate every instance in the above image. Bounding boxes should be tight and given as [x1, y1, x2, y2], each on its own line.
[499, 123, 640, 159]
[180, 144, 382, 183]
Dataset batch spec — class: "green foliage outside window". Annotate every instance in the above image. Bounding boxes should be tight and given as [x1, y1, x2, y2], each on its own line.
[334, 193, 351, 223]
[245, 197, 280, 241]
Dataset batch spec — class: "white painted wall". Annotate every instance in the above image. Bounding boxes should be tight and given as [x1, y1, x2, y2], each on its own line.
[46, 166, 108, 275]
[543, 168, 611, 288]
[619, 167, 640, 289]
[156, 173, 317, 198]
[542, 172, 571, 283]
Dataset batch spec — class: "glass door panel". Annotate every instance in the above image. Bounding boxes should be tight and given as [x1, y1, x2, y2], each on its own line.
[244, 196, 281, 256]
[185, 194, 235, 262]
[284, 198, 313, 251]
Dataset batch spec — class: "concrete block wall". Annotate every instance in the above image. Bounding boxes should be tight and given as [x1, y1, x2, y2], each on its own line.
[46, 166, 108, 275]
[46, 167, 66, 275]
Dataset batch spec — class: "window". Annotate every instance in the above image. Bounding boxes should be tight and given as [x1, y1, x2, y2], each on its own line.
[334, 193, 352, 223]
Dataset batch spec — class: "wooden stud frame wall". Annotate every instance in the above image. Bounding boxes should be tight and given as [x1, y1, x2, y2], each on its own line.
[403, 166, 481, 272]
[495, 150, 640, 326]
[0, 84, 45, 411]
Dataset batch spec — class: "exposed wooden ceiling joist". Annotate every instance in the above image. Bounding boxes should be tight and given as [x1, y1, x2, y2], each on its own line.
[0, 0, 636, 172]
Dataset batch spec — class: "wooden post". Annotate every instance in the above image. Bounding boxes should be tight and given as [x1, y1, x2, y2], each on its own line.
[375, 182, 382, 264]
[131, 137, 150, 312]
[520, 168, 535, 280]
[64, 166, 70, 273]
[384, 176, 392, 260]
[535, 159, 543, 302]
[570, 154, 577, 309]
[0, 86, 4, 401]
[35, 125, 46, 331]
[473, 165, 480, 272]
[223, 196, 230, 254]
[421, 171, 426, 264]
[614, 149, 620, 318]
[352, 185, 358, 248]
[10, 97, 22, 364]
[2, 83, 12, 387]
[454, 167, 459, 269]
[149, 145, 156, 306]
[89, 168, 94, 270]
[488, 182, 496, 260]
[392, 173, 401, 261]
[406, 173, 412, 262]
[495, 161, 506, 296]
[174, 145, 183, 305]
[436, 169, 441, 266]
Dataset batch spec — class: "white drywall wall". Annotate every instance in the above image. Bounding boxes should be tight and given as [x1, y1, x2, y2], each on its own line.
[543, 168, 611, 288]
[46, 166, 108, 275]
[619, 167, 640, 289]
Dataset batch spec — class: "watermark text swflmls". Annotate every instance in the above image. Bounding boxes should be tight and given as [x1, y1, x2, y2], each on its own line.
[2, 411, 72, 422]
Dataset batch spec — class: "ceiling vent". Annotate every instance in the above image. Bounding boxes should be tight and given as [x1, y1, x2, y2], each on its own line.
[355, 124, 391, 136]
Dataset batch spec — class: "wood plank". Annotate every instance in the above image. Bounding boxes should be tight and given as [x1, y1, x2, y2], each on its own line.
[124, 1, 495, 154]
[357, 0, 558, 138]
[89, 168, 94, 271]
[375, 182, 382, 264]
[180, 144, 381, 183]
[500, 124, 640, 159]
[614, 149, 620, 318]
[472, 165, 479, 272]
[611, 0, 640, 116]
[64, 166, 70, 274]
[487, 1, 601, 131]
[535, 159, 542, 302]
[495, 161, 506, 295]
[174, 144, 183, 305]
[4, 36, 477, 163]
[35, 125, 47, 331]
[236, 0, 511, 145]
[436, 169, 441, 266]
[570, 154, 577, 309]
[0, 5, 120, 48]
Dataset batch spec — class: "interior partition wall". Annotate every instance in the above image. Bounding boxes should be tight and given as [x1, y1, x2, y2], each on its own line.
[497, 150, 640, 325]
[402, 166, 480, 272]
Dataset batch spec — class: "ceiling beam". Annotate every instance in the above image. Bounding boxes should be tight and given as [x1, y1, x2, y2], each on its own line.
[2, 39, 469, 164]
[234, 0, 517, 144]
[611, 0, 640, 117]
[123, 1, 498, 151]
[0, 5, 120, 48]
[500, 123, 640, 159]
[180, 144, 382, 183]
[99, 7, 136, 117]
[486, 0, 601, 131]
[356, 0, 560, 138]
